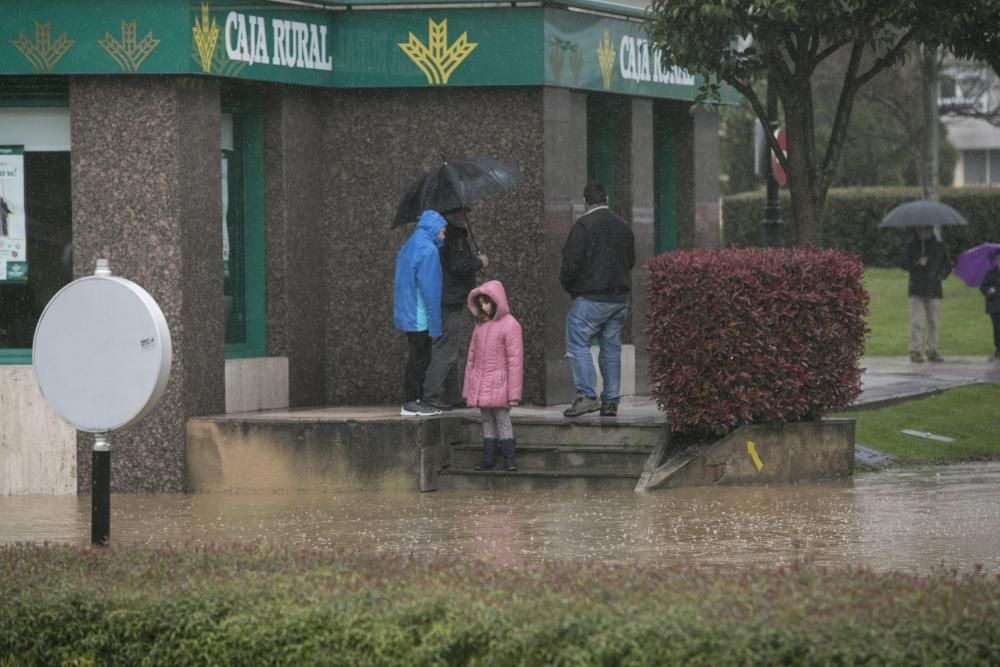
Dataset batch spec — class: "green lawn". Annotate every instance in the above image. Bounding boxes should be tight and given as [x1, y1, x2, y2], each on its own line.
[846, 270, 999, 467]
[833, 383, 1000, 465]
[863, 268, 994, 357]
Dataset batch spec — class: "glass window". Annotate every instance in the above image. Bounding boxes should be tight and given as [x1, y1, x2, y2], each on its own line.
[221, 90, 265, 358]
[0, 150, 72, 360]
[989, 150, 1000, 185]
[965, 150, 987, 185]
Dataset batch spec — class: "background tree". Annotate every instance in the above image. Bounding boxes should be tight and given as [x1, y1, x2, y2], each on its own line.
[647, 0, 934, 246]
[813, 43, 956, 191]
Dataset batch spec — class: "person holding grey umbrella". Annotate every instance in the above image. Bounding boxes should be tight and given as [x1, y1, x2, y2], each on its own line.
[422, 206, 488, 411]
[901, 226, 951, 363]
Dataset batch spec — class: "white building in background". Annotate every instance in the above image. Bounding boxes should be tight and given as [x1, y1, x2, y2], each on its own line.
[941, 58, 1000, 186]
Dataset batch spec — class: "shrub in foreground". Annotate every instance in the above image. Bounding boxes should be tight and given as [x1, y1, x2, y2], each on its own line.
[1, 544, 998, 666]
[645, 248, 868, 434]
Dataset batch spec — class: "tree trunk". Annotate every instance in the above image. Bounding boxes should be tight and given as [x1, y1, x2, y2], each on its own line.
[920, 46, 941, 201]
[782, 88, 823, 247]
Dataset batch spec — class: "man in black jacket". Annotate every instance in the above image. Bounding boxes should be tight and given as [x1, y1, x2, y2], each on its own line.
[423, 207, 487, 410]
[902, 225, 951, 363]
[560, 181, 635, 417]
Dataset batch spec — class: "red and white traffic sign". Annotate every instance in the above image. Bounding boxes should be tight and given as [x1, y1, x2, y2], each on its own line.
[771, 127, 787, 186]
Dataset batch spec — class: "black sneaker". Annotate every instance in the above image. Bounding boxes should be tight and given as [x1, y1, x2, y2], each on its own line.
[563, 394, 600, 417]
[400, 400, 441, 417]
[506, 465, 518, 472]
[423, 399, 453, 411]
[599, 403, 618, 417]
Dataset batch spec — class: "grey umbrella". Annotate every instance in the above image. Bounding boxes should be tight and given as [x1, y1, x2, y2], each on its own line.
[879, 200, 969, 228]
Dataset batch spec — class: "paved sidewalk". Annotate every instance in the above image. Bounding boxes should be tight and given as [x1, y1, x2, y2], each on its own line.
[221, 356, 1000, 424]
[856, 355, 1000, 408]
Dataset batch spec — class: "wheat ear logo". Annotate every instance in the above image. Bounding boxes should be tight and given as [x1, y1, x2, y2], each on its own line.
[398, 18, 477, 85]
[192, 3, 219, 73]
[99, 20, 161, 72]
[597, 28, 615, 90]
[11, 21, 74, 73]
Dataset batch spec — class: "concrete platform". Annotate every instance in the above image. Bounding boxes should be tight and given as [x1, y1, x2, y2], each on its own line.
[186, 356, 1000, 494]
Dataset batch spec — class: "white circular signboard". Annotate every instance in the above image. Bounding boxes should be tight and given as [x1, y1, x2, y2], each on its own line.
[33, 263, 172, 433]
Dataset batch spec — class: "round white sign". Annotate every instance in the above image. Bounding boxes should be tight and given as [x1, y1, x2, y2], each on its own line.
[33, 271, 172, 433]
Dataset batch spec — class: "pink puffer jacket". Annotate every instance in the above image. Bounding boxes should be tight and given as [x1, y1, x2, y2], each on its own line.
[462, 280, 524, 408]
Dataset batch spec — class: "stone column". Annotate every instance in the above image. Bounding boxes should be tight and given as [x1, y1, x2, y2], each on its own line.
[542, 87, 588, 405]
[70, 76, 224, 493]
[693, 108, 722, 248]
[628, 99, 654, 394]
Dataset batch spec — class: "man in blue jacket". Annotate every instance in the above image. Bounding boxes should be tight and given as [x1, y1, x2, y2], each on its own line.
[394, 210, 448, 416]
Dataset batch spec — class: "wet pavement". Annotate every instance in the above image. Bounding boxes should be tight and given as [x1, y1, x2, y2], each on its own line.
[2, 462, 999, 572]
[217, 355, 1000, 424]
[856, 355, 1000, 407]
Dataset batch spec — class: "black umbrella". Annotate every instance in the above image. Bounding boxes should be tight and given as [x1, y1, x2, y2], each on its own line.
[392, 158, 523, 251]
[879, 200, 969, 228]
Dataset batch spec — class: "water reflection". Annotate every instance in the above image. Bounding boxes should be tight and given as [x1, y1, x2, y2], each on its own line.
[2, 464, 999, 572]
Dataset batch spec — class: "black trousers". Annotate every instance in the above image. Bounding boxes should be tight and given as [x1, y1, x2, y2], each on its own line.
[403, 331, 433, 402]
[991, 312, 1000, 352]
[423, 306, 465, 403]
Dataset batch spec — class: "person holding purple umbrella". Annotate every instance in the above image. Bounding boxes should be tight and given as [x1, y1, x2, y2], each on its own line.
[980, 251, 1000, 362]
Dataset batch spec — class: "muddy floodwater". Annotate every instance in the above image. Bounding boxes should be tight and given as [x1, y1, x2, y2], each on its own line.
[3, 463, 999, 572]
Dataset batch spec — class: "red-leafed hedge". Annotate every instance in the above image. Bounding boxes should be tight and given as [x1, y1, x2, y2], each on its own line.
[645, 248, 869, 435]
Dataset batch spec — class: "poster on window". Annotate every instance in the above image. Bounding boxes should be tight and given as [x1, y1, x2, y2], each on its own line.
[0, 146, 27, 282]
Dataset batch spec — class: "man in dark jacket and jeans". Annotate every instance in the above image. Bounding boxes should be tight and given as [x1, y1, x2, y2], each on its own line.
[902, 225, 951, 363]
[560, 181, 635, 417]
[423, 207, 487, 410]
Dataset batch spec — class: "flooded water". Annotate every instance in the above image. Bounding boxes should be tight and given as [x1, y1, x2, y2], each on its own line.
[3, 463, 999, 572]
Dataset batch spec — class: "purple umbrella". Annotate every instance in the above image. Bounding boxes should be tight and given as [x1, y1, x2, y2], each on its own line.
[954, 243, 1000, 287]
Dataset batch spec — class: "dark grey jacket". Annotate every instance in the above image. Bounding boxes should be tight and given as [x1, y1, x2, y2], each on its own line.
[902, 236, 951, 299]
[559, 206, 636, 302]
[981, 266, 1000, 315]
[440, 224, 483, 308]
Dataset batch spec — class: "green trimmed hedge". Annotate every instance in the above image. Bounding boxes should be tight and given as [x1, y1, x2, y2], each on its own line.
[2, 544, 999, 665]
[723, 187, 1000, 266]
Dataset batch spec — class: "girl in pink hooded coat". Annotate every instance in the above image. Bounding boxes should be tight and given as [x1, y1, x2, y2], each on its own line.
[463, 280, 524, 471]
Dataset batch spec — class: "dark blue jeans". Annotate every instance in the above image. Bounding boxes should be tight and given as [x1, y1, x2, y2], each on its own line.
[565, 297, 629, 404]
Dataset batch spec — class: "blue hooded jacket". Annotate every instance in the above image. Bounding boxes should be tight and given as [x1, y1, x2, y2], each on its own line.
[393, 210, 447, 337]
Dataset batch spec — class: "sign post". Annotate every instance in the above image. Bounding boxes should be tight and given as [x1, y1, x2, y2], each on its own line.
[33, 259, 171, 546]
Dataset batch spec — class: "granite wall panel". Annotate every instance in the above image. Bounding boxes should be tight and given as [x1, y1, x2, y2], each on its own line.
[323, 87, 547, 405]
[263, 85, 328, 407]
[70, 76, 224, 493]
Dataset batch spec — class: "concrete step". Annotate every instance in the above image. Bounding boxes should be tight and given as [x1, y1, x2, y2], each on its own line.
[449, 443, 650, 473]
[438, 467, 639, 492]
[458, 417, 663, 448]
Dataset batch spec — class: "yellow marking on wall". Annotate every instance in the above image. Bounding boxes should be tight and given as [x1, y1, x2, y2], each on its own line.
[596, 29, 615, 90]
[99, 20, 161, 73]
[399, 19, 477, 85]
[192, 3, 220, 73]
[12, 21, 75, 73]
[747, 440, 764, 471]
